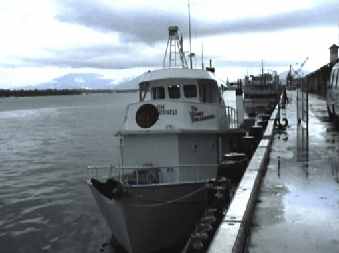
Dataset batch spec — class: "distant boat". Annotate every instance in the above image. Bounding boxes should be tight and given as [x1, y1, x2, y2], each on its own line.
[87, 26, 237, 253]
[243, 71, 282, 116]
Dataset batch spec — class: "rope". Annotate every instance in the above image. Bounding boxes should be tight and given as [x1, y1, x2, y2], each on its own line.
[124, 184, 209, 208]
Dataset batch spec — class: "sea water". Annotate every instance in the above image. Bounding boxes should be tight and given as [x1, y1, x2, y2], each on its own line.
[0, 90, 235, 253]
[0, 93, 136, 253]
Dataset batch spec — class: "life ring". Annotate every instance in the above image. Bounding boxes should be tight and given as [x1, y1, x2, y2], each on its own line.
[274, 118, 288, 130]
[280, 118, 288, 128]
[274, 118, 280, 128]
[136, 104, 159, 128]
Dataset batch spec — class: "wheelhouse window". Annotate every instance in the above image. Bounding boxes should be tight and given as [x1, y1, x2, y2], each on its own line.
[168, 85, 181, 99]
[198, 80, 218, 103]
[183, 85, 197, 98]
[151, 86, 165, 99]
[139, 81, 150, 102]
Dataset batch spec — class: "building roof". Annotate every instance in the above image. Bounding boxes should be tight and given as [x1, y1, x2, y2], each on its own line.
[330, 44, 339, 49]
[305, 60, 338, 79]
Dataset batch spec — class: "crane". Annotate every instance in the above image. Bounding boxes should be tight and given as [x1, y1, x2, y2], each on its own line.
[288, 57, 309, 79]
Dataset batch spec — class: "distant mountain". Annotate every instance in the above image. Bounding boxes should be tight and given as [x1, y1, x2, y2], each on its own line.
[113, 72, 148, 90]
[27, 73, 115, 90]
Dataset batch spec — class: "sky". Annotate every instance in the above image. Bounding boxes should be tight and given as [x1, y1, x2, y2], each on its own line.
[0, 0, 338, 88]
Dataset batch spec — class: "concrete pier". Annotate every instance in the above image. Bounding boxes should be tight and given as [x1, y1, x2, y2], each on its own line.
[247, 92, 339, 253]
[208, 91, 339, 252]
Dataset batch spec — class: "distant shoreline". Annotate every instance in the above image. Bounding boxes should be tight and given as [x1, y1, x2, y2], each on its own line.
[0, 89, 137, 97]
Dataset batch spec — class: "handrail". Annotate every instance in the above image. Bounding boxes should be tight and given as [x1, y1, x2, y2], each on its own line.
[87, 163, 219, 185]
[225, 105, 238, 128]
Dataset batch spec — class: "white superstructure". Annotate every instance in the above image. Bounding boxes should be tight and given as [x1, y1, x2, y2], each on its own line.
[117, 67, 234, 183]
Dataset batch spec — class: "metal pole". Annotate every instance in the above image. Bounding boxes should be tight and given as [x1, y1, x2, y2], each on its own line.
[201, 43, 204, 70]
[306, 78, 309, 166]
[306, 79, 309, 132]
[302, 79, 304, 123]
[296, 80, 299, 124]
[188, 0, 192, 69]
[136, 169, 139, 185]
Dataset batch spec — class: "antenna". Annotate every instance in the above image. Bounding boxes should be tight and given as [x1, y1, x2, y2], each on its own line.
[261, 60, 266, 85]
[201, 43, 204, 70]
[188, 0, 192, 69]
[163, 26, 188, 68]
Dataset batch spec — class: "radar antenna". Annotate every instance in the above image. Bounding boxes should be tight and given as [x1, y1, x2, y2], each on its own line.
[163, 26, 188, 68]
[188, 0, 193, 69]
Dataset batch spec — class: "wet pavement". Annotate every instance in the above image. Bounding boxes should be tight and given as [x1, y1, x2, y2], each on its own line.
[247, 91, 339, 253]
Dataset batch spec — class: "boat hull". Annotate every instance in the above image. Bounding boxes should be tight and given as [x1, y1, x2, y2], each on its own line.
[89, 181, 209, 253]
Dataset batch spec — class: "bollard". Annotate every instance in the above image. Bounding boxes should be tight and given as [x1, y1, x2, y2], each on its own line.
[223, 152, 247, 161]
[220, 131, 246, 154]
[218, 153, 248, 184]
[256, 119, 267, 129]
[190, 236, 204, 252]
[242, 118, 256, 131]
[230, 131, 246, 152]
[205, 208, 218, 216]
[197, 223, 214, 234]
[240, 135, 256, 159]
[249, 125, 264, 144]
[201, 215, 217, 225]
[260, 113, 271, 122]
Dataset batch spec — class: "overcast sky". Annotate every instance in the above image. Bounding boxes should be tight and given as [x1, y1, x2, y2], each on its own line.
[0, 0, 338, 88]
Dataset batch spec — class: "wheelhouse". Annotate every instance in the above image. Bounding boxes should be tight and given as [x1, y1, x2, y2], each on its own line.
[138, 78, 224, 104]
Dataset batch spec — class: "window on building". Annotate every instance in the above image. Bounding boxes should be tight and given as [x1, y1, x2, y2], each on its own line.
[168, 85, 181, 99]
[183, 85, 197, 98]
[151, 86, 165, 99]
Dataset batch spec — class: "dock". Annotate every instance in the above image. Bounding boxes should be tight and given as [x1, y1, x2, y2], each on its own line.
[208, 91, 339, 252]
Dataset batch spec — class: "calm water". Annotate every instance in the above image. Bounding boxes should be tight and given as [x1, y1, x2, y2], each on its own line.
[0, 91, 235, 253]
[0, 93, 137, 253]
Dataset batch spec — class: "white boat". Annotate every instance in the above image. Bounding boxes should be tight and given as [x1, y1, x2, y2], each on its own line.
[327, 62, 339, 125]
[88, 26, 237, 253]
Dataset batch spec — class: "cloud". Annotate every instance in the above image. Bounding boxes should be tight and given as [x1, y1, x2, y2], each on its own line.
[19, 44, 162, 69]
[56, 0, 339, 43]
[213, 59, 291, 68]
[206, 2, 339, 35]
[18, 43, 290, 71]
[56, 0, 187, 43]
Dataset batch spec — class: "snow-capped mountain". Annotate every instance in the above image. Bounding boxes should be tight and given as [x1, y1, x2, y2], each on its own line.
[113, 72, 147, 90]
[27, 73, 115, 90]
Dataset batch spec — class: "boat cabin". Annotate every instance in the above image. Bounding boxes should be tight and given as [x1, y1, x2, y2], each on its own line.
[139, 78, 223, 105]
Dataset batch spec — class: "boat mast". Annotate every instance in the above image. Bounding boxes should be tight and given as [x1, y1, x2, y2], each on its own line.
[188, 0, 193, 69]
[201, 43, 204, 70]
[163, 26, 188, 68]
[261, 60, 266, 85]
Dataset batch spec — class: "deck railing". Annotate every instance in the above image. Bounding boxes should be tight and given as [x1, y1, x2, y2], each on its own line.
[225, 106, 238, 128]
[87, 164, 218, 185]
